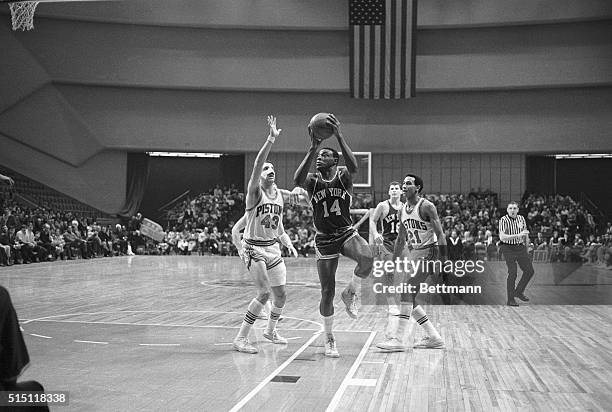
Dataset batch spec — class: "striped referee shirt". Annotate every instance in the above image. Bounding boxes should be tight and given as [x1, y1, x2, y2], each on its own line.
[499, 214, 527, 245]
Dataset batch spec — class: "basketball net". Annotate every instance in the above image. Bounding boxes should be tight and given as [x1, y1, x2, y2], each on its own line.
[9, 1, 39, 31]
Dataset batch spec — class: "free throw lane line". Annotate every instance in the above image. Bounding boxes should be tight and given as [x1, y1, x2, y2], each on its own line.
[228, 331, 322, 412]
[326, 331, 377, 412]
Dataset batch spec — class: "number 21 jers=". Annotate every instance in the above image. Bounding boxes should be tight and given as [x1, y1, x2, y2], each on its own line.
[403, 218, 427, 244]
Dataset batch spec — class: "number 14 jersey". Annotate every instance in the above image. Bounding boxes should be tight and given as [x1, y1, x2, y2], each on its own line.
[244, 187, 284, 243]
[306, 170, 352, 234]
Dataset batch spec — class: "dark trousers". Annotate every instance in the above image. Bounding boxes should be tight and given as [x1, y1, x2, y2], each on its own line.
[1, 287, 49, 411]
[17, 244, 34, 262]
[500, 243, 535, 301]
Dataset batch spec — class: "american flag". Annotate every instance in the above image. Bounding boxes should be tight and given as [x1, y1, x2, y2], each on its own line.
[349, 0, 418, 99]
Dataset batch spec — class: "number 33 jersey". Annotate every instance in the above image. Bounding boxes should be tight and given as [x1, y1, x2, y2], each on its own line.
[400, 197, 437, 249]
[244, 187, 284, 243]
[306, 170, 353, 234]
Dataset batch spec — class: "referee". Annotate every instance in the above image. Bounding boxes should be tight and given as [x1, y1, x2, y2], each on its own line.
[499, 201, 534, 306]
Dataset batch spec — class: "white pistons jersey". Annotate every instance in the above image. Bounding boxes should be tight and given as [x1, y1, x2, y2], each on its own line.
[400, 198, 437, 249]
[244, 187, 284, 244]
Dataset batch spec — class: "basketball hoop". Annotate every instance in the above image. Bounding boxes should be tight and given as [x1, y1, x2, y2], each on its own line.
[8, 1, 39, 31]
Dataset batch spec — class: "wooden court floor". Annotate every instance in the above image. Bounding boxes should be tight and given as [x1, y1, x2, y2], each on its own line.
[2, 256, 612, 411]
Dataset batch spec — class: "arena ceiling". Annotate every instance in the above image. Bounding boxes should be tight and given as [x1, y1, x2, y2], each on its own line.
[0, 1, 611, 194]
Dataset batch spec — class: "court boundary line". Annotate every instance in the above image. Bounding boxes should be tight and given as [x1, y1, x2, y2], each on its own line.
[27, 318, 322, 332]
[139, 343, 181, 346]
[29, 319, 322, 331]
[29, 333, 52, 339]
[199, 280, 326, 289]
[326, 331, 377, 412]
[22, 310, 323, 329]
[228, 330, 323, 412]
[21, 311, 325, 348]
[26, 318, 372, 334]
[74, 340, 108, 345]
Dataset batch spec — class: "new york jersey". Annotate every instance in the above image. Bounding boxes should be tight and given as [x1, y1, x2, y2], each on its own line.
[381, 200, 402, 248]
[400, 198, 436, 249]
[244, 187, 284, 243]
[305, 170, 352, 234]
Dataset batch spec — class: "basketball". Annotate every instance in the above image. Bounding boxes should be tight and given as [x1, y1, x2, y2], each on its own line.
[308, 112, 335, 140]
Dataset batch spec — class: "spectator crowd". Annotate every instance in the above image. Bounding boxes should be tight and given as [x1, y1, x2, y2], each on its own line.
[430, 191, 612, 268]
[522, 194, 612, 266]
[158, 185, 244, 256]
[0, 205, 132, 265]
[1, 175, 611, 269]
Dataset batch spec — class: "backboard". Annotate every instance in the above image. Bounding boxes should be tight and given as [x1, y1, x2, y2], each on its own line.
[338, 151, 372, 188]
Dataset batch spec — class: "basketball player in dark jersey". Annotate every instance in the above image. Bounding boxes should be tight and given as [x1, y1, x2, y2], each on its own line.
[370, 182, 403, 260]
[294, 114, 373, 358]
[369, 182, 403, 340]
